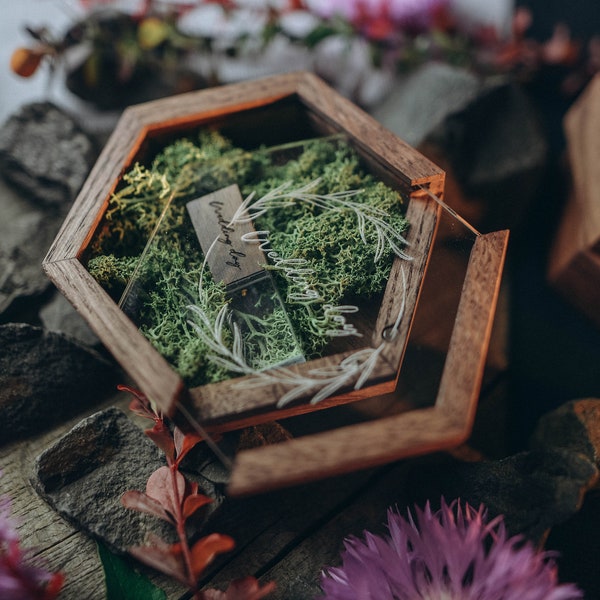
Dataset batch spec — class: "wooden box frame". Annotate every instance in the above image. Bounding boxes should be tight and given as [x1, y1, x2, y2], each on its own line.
[43, 72, 508, 495]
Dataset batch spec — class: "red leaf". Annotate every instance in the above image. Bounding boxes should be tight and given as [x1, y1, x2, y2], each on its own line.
[121, 490, 174, 524]
[174, 427, 203, 466]
[41, 572, 65, 600]
[146, 422, 175, 462]
[182, 493, 213, 520]
[118, 384, 156, 420]
[146, 466, 185, 518]
[128, 536, 188, 585]
[190, 533, 235, 578]
[202, 577, 276, 600]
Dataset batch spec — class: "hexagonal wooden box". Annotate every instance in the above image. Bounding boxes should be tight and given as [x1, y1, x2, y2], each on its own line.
[44, 72, 508, 495]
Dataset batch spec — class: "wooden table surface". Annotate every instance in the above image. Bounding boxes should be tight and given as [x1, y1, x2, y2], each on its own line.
[1, 277, 509, 600]
[0, 378, 503, 600]
[0, 207, 511, 599]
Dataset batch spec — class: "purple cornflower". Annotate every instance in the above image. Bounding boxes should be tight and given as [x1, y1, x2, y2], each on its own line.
[318, 499, 582, 600]
[1, 478, 64, 600]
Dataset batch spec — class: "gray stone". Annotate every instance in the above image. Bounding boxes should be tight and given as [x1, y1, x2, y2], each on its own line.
[374, 66, 547, 231]
[437, 81, 548, 229]
[0, 323, 117, 443]
[0, 178, 63, 315]
[531, 398, 600, 466]
[32, 407, 222, 554]
[0, 102, 96, 206]
[39, 291, 100, 348]
[33, 408, 171, 553]
[373, 62, 482, 147]
[407, 448, 598, 544]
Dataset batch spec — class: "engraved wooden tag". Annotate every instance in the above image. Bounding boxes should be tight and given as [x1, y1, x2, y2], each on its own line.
[186, 184, 266, 290]
[187, 184, 305, 369]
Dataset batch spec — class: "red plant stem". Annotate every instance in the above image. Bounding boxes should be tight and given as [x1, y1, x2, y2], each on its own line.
[169, 463, 201, 600]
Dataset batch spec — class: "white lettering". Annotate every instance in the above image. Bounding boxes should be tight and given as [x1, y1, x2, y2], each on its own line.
[323, 304, 362, 338]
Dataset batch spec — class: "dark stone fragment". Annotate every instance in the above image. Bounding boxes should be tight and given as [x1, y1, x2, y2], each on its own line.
[372, 63, 481, 147]
[407, 448, 598, 544]
[531, 398, 600, 466]
[0, 102, 96, 206]
[430, 80, 547, 231]
[0, 179, 63, 315]
[33, 407, 222, 554]
[0, 323, 117, 443]
[374, 65, 547, 232]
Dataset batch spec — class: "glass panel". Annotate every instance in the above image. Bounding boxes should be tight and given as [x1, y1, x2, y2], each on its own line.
[280, 208, 479, 437]
[87, 131, 415, 398]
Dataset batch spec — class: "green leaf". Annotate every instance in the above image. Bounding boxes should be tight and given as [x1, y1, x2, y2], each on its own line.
[97, 541, 167, 600]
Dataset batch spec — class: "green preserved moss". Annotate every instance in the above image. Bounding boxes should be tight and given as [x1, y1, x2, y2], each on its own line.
[88, 130, 409, 386]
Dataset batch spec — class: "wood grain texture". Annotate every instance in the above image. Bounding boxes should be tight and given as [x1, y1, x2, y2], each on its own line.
[42, 258, 185, 415]
[44, 71, 443, 423]
[373, 193, 440, 364]
[548, 74, 600, 327]
[254, 462, 413, 599]
[227, 230, 509, 496]
[188, 348, 397, 424]
[436, 230, 509, 426]
[227, 406, 465, 496]
[187, 185, 266, 288]
[296, 73, 445, 195]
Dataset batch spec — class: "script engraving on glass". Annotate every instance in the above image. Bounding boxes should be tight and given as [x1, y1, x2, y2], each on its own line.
[187, 184, 304, 370]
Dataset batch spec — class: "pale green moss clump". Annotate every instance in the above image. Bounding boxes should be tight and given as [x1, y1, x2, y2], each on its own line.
[88, 130, 409, 386]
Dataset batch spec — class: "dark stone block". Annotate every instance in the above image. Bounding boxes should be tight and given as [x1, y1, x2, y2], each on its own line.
[374, 65, 548, 232]
[372, 63, 482, 147]
[435, 81, 548, 231]
[0, 102, 96, 206]
[0, 179, 62, 315]
[0, 323, 117, 443]
[32, 407, 222, 554]
[39, 291, 100, 348]
[407, 448, 598, 544]
[531, 398, 600, 466]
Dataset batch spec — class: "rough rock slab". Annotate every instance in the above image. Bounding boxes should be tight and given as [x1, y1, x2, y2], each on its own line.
[33, 407, 172, 554]
[439, 81, 547, 218]
[33, 407, 223, 555]
[531, 398, 600, 466]
[406, 448, 598, 544]
[0, 323, 117, 443]
[374, 65, 547, 231]
[0, 102, 96, 206]
[372, 62, 482, 147]
[0, 178, 63, 315]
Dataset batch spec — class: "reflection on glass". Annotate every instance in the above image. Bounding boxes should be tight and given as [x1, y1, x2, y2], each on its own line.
[87, 131, 414, 401]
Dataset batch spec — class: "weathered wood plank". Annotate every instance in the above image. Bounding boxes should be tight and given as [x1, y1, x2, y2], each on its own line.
[1, 412, 109, 599]
[250, 462, 413, 599]
[197, 467, 379, 590]
[436, 230, 509, 426]
[0, 399, 184, 599]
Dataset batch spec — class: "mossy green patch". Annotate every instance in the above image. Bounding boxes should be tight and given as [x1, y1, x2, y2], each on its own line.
[88, 130, 409, 387]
